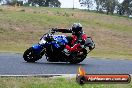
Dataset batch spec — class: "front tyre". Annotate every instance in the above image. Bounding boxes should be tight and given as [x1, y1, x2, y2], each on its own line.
[23, 47, 41, 62]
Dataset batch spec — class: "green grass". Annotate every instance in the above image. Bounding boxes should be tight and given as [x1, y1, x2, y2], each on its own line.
[0, 77, 132, 88]
[0, 6, 132, 59]
[89, 49, 132, 59]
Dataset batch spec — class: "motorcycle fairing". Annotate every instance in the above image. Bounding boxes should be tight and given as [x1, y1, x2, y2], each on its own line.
[32, 44, 43, 53]
[52, 35, 68, 48]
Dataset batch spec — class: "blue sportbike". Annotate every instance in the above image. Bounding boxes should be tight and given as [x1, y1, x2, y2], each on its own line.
[23, 29, 95, 64]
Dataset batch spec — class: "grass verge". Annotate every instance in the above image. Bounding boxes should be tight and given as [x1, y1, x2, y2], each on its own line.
[0, 77, 132, 88]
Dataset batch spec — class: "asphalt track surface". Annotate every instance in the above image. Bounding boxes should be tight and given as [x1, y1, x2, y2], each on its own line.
[0, 53, 132, 75]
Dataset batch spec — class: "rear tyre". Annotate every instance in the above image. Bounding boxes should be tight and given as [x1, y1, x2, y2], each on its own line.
[69, 49, 87, 64]
[23, 47, 41, 62]
[69, 55, 86, 64]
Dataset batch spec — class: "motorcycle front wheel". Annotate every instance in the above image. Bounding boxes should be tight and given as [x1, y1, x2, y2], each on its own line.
[23, 47, 42, 62]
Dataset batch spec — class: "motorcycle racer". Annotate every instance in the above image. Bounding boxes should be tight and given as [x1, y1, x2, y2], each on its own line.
[23, 23, 95, 63]
[52, 23, 88, 56]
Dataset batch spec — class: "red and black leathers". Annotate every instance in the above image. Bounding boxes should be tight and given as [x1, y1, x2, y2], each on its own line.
[52, 28, 87, 52]
[66, 34, 87, 52]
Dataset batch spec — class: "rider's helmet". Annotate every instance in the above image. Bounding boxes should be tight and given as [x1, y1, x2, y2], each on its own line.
[71, 23, 83, 36]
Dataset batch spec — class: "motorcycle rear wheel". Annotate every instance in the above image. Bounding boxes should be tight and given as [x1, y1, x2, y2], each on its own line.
[69, 49, 87, 64]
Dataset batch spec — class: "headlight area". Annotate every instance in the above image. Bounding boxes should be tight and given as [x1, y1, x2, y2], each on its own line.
[39, 39, 46, 45]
